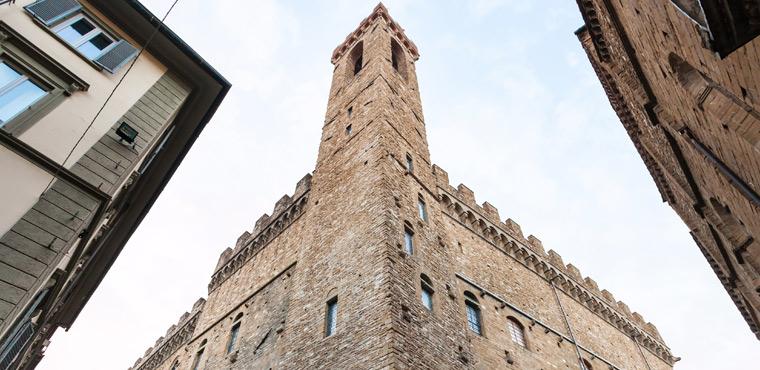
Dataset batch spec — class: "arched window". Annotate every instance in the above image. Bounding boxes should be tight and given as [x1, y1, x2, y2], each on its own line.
[390, 38, 407, 79]
[349, 41, 363, 77]
[227, 313, 243, 353]
[420, 274, 434, 311]
[192, 339, 207, 370]
[581, 358, 593, 370]
[507, 317, 526, 348]
[464, 291, 482, 335]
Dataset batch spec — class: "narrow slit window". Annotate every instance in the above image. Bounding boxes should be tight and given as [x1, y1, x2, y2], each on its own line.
[464, 292, 482, 335]
[581, 359, 593, 370]
[347, 106, 353, 118]
[346, 124, 352, 135]
[325, 297, 338, 337]
[404, 226, 414, 255]
[192, 340, 207, 370]
[420, 274, 434, 311]
[418, 195, 428, 221]
[227, 313, 243, 353]
[406, 154, 414, 173]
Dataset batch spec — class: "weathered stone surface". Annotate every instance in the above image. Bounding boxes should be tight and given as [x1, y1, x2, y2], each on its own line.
[131, 4, 676, 370]
[575, 0, 760, 339]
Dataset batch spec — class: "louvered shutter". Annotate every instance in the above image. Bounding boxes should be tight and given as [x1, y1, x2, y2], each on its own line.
[94, 40, 138, 73]
[25, 0, 81, 27]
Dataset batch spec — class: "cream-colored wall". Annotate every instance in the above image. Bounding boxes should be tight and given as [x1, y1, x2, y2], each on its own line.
[0, 1, 167, 235]
[0, 146, 53, 237]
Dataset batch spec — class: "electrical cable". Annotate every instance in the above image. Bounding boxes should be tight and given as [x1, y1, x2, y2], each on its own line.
[41, 0, 181, 194]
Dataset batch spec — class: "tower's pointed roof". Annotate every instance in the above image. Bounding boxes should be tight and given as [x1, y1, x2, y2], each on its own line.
[331, 3, 420, 64]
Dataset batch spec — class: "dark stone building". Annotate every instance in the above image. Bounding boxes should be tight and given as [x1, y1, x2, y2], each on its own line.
[575, 0, 760, 339]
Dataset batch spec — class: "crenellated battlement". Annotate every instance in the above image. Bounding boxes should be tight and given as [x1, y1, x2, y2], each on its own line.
[432, 164, 673, 363]
[207, 174, 312, 293]
[129, 298, 206, 370]
[331, 2, 419, 64]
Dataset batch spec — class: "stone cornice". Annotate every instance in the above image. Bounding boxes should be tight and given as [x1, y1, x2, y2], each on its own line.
[331, 3, 419, 64]
[436, 185, 676, 365]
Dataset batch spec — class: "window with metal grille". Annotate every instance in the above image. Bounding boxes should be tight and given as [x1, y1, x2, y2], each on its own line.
[325, 297, 338, 337]
[420, 274, 434, 311]
[464, 291, 482, 335]
[507, 317, 526, 348]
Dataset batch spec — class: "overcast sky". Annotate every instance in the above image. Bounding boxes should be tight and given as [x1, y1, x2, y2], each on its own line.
[39, 1, 759, 369]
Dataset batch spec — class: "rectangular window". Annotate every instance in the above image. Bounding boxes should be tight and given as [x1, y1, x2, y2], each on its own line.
[418, 197, 427, 221]
[406, 154, 414, 173]
[347, 106, 353, 118]
[227, 322, 241, 353]
[25, 0, 139, 73]
[421, 287, 433, 311]
[53, 13, 115, 60]
[466, 303, 482, 335]
[0, 61, 47, 127]
[346, 124, 352, 135]
[192, 348, 204, 370]
[404, 227, 414, 255]
[325, 297, 338, 337]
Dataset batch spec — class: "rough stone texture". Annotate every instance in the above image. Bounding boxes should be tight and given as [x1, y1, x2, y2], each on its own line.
[574, 0, 760, 339]
[131, 4, 676, 369]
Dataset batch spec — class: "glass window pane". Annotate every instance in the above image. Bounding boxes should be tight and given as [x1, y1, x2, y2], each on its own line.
[466, 303, 481, 335]
[0, 79, 46, 126]
[404, 230, 414, 255]
[78, 33, 112, 59]
[325, 299, 338, 336]
[0, 62, 21, 88]
[422, 289, 433, 310]
[56, 18, 95, 45]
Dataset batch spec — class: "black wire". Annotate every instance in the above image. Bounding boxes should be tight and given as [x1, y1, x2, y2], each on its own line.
[42, 0, 181, 194]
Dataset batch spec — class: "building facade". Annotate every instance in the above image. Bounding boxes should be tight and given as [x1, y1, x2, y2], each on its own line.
[0, 0, 229, 368]
[131, 4, 676, 370]
[574, 0, 760, 339]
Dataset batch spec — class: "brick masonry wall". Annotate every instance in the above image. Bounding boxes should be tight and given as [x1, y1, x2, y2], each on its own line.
[132, 4, 676, 370]
[574, 0, 760, 338]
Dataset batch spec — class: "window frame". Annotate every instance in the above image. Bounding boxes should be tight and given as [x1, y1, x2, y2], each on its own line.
[420, 274, 434, 311]
[26, 3, 128, 71]
[0, 22, 87, 135]
[403, 225, 414, 255]
[405, 153, 414, 173]
[464, 291, 483, 336]
[417, 194, 428, 222]
[324, 296, 338, 337]
[191, 340, 207, 370]
[226, 313, 243, 354]
[507, 317, 527, 348]
[51, 12, 115, 60]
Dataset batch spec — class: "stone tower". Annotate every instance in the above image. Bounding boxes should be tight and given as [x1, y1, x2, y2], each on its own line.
[130, 4, 677, 370]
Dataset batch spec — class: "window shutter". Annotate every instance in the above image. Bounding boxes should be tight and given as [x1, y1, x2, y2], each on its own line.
[94, 40, 138, 73]
[25, 0, 82, 27]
